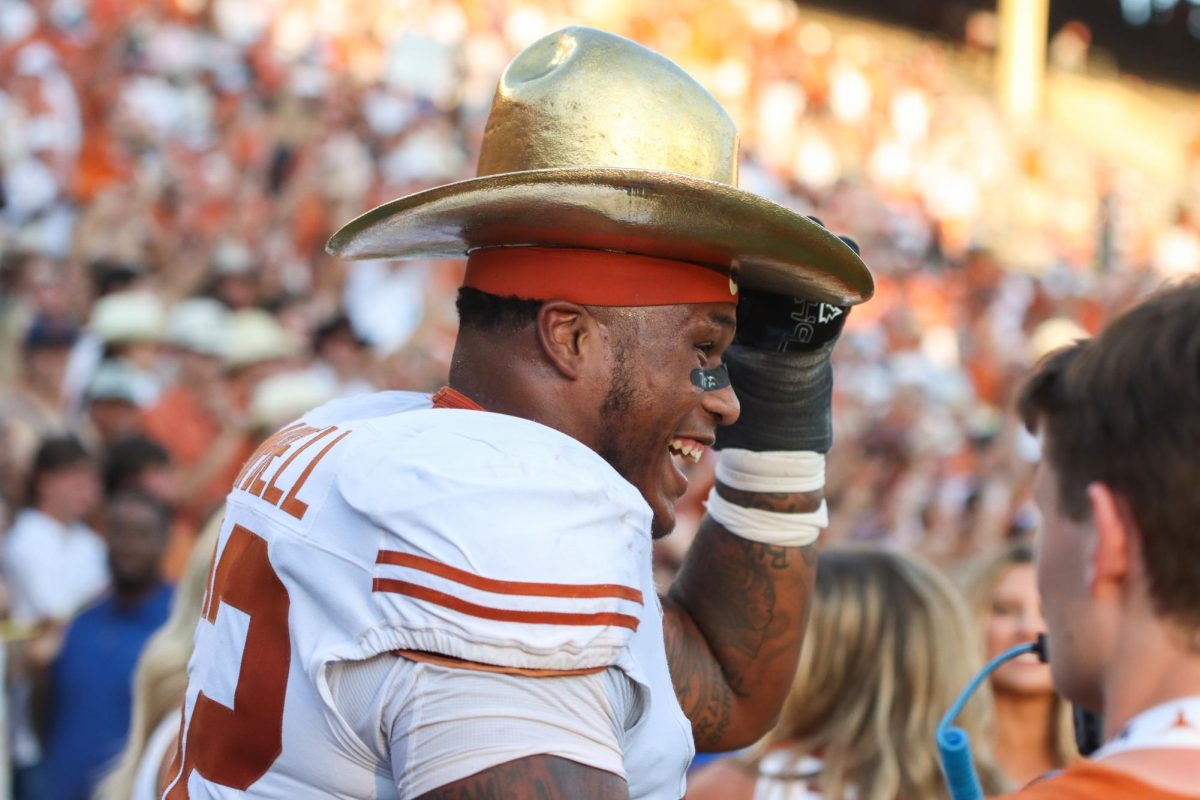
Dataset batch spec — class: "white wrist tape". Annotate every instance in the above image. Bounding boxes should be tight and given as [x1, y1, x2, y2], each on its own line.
[714, 449, 826, 493]
[705, 449, 828, 548]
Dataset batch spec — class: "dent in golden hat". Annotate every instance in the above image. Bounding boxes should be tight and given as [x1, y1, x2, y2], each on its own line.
[327, 26, 873, 306]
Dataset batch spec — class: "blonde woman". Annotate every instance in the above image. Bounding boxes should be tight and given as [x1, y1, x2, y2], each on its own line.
[960, 542, 1075, 787]
[94, 513, 221, 800]
[688, 548, 1007, 800]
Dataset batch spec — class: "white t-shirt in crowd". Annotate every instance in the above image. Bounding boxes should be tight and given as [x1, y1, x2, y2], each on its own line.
[2, 507, 108, 624]
[2, 507, 109, 768]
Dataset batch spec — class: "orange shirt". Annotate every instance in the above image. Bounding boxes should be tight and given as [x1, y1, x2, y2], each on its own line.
[1005, 760, 1200, 800]
[140, 386, 252, 526]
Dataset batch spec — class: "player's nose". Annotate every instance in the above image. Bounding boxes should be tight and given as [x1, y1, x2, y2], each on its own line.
[704, 384, 740, 427]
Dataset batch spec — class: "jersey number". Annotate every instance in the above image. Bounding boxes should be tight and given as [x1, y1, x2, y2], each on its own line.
[166, 524, 291, 797]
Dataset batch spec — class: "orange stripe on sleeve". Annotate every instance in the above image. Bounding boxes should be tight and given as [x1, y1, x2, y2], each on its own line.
[376, 551, 643, 604]
[392, 649, 607, 678]
[372, 578, 640, 631]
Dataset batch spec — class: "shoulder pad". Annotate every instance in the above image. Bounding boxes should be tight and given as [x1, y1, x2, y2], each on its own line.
[337, 410, 653, 672]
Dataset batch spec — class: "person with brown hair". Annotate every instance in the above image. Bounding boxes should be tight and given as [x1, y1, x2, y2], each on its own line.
[161, 26, 871, 800]
[960, 542, 1076, 785]
[2, 436, 106, 798]
[1007, 279, 1200, 798]
[687, 548, 1007, 800]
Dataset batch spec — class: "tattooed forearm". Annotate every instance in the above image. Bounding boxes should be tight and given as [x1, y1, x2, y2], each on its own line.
[711, 484, 824, 514]
[416, 755, 629, 800]
[663, 483, 820, 751]
[663, 602, 733, 746]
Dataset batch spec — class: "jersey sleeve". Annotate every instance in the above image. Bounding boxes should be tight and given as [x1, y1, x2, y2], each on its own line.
[328, 652, 643, 799]
[335, 410, 653, 674]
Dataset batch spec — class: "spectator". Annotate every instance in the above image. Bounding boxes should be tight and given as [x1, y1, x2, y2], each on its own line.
[961, 541, 1077, 786]
[3, 436, 106, 627]
[1005, 283, 1200, 798]
[140, 300, 247, 533]
[687, 548, 1007, 799]
[2, 435, 106, 798]
[102, 436, 176, 502]
[0, 317, 78, 503]
[208, 241, 259, 311]
[81, 361, 145, 449]
[86, 292, 168, 409]
[102, 435, 197, 581]
[308, 314, 376, 399]
[40, 491, 173, 800]
[0, 253, 70, 389]
[222, 309, 297, 412]
[247, 369, 334, 440]
[95, 515, 220, 800]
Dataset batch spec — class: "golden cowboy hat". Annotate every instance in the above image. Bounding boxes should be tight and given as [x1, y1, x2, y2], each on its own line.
[327, 27, 873, 306]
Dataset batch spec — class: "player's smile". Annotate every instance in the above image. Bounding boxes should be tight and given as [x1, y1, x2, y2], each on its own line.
[594, 303, 736, 538]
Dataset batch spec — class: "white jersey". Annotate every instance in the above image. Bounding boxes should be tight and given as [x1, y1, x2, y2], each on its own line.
[163, 391, 694, 799]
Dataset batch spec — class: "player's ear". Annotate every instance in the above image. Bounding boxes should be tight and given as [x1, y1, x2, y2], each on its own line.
[536, 301, 595, 380]
[1086, 482, 1132, 595]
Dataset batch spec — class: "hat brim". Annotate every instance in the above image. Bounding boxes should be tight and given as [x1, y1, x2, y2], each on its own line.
[327, 168, 873, 306]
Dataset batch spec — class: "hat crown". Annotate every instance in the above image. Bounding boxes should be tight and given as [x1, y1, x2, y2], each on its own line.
[477, 27, 739, 185]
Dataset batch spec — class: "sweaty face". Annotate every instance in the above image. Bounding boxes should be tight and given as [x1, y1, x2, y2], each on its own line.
[593, 303, 738, 538]
[1032, 458, 1103, 711]
[986, 563, 1054, 696]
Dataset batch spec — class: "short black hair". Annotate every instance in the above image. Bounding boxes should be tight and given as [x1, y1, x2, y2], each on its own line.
[313, 314, 367, 351]
[106, 488, 172, 532]
[104, 435, 170, 497]
[455, 287, 543, 334]
[89, 258, 144, 296]
[26, 435, 92, 506]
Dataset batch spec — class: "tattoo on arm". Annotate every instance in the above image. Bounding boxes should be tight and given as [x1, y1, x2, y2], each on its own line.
[711, 485, 824, 515]
[416, 755, 629, 800]
[663, 481, 820, 750]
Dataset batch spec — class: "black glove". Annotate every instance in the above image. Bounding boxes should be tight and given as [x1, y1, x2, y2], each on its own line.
[715, 223, 857, 454]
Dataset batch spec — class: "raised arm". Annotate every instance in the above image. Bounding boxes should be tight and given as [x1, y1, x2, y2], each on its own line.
[664, 500, 819, 751]
[662, 243, 859, 752]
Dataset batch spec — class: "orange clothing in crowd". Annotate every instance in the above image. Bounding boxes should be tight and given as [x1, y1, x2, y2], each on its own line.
[1005, 760, 1199, 800]
[141, 386, 252, 576]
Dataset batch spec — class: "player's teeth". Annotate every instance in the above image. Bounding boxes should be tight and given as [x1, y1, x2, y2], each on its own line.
[668, 438, 703, 461]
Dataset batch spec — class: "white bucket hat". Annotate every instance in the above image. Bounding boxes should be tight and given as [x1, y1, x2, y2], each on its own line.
[91, 291, 167, 345]
[250, 370, 334, 430]
[224, 309, 295, 369]
[168, 297, 230, 357]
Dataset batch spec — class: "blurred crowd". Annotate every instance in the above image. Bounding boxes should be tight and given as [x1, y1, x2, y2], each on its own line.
[0, 0, 1198, 797]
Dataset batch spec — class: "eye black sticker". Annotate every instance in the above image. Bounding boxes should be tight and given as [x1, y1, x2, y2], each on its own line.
[691, 364, 731, 392]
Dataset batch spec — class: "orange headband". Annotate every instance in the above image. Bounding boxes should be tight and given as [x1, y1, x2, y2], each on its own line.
[463, 247, 737, 307]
